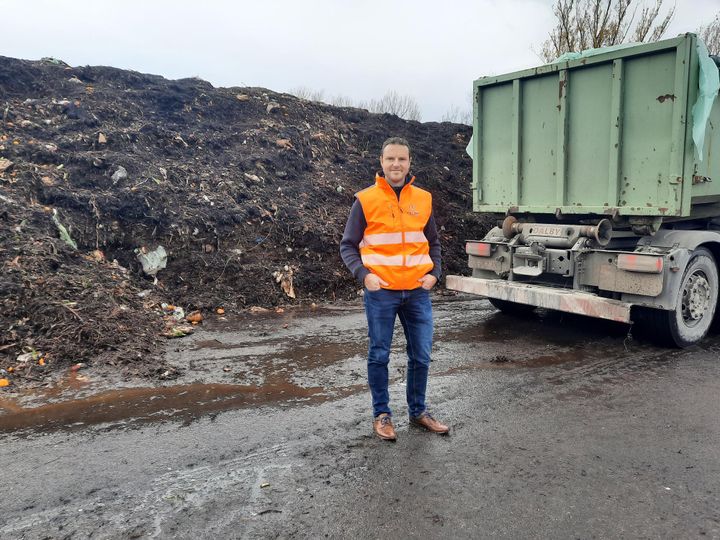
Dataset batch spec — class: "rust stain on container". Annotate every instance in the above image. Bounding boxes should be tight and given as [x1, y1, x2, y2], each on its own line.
[558, 79, 567, 100]
[656, 94, 676, 103]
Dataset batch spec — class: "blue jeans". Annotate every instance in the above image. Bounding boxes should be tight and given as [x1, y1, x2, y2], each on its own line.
[363, 287, 433, 418]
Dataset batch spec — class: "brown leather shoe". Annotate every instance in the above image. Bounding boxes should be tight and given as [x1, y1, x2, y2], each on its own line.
[410, 412, 449, 434]
[373, 413, 397, 441]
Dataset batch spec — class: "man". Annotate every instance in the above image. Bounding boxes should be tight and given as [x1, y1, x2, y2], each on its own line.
[340, 136, 450, 441]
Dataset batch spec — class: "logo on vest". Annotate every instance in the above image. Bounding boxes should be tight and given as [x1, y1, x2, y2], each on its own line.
[404, 204, 419, 216]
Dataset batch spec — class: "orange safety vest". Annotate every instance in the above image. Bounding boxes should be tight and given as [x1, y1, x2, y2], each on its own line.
[356, 174, 434, 290]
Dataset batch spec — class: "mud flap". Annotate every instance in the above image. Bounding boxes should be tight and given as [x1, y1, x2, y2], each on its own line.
[446, 275, 632, 323]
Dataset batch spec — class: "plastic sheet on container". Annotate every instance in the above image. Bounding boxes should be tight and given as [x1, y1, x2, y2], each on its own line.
[552, 42, 638, 63]
[692, 39, 720, 162]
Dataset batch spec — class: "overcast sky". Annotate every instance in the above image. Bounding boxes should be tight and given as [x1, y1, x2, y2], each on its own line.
[2, 0, 718, 121]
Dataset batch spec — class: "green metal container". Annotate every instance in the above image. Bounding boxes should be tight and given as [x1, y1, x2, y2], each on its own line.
[470, 34, 720, 219]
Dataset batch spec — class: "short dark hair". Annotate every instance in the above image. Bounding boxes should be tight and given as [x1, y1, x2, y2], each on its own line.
[380, 137, 411, 158]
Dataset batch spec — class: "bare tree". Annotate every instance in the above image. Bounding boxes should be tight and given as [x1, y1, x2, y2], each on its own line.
[290, 87, 422, 121]
[329, 94, 355, 107]
[699, 12, 720, 56]
[367, 91, 422, 122]
[441, 104, 472, 125]
[290, 86, 325, 102]
[541, 0, 674, 62]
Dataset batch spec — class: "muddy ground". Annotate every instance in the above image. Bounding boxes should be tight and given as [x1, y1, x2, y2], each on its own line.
[1, 296, 718, 539]
[0, 55, 487, 383]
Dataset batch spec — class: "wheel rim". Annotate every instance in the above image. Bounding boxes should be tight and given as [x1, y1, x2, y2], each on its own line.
[680, 271, 711, 327]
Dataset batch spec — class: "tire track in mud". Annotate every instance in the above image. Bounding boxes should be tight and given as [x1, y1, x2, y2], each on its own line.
[537, 335, 720, 402]
[0, 402, 383, 539]
[431, 300, 720, 405]
[0, 443, 299, 539]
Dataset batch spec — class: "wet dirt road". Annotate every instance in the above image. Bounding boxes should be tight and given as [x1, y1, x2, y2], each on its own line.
[1, 295, 719, 539]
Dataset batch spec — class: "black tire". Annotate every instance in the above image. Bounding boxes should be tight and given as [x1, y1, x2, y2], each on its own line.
[488, 297, 537, 316]
[636, 248, 718, 348]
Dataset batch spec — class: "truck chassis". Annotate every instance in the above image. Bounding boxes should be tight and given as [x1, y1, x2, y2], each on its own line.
[447, 217, 720, 347]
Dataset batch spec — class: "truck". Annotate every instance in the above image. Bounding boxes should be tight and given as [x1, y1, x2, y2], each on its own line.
[446, 33, 720, 347]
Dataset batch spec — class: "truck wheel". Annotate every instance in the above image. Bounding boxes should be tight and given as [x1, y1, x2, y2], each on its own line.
[639, 248, 718, 348]
[488, 298, 536, 316]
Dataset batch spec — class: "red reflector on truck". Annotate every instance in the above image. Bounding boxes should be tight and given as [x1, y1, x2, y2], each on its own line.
[466, 242, 492, 257]
[617, 254, 663, 273]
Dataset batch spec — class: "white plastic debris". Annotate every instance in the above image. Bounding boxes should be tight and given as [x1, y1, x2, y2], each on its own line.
[135, 245, 167, 279]
[111, 166, 128, 184]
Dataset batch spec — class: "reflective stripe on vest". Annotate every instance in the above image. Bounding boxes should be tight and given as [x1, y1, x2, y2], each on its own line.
[359, 253, 432, 266]
[359, 230, 428, 248]
[405, 254, 433, 266]
[361, 254, 404, 266]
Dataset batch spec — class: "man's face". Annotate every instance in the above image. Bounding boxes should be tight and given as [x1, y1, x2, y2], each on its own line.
[380, 144, 411, 186]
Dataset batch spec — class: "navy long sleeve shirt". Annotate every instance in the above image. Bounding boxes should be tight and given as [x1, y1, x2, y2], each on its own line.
[340, 181, 442, 285]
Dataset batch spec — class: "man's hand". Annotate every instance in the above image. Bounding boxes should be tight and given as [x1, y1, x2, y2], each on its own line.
[418, 274, 437, 290]
[364, 273, 389, 291]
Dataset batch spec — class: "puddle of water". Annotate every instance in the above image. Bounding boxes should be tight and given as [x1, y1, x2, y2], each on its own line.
[34, 371, 91, 398]
[271, 342, 366, 368]
[442, 310, 629, 346]
[188, 340, 366, 377]
[0, 381, 328, 434]
[193, 339, 241, 351]
[0, 371, 95, 408]
[522, 350, 587, 367]
[0, 335, 372, 435]
[437, 348, 586, 376]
